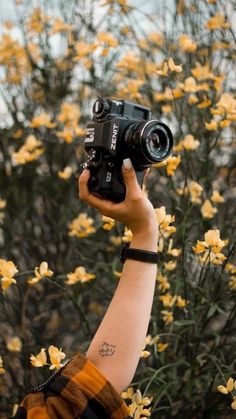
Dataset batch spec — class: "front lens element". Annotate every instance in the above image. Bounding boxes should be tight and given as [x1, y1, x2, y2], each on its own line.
[124, 119, 173, 165]
[144, 122, 173, 161]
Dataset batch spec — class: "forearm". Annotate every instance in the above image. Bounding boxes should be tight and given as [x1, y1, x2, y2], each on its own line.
[85, 227, 158, 394]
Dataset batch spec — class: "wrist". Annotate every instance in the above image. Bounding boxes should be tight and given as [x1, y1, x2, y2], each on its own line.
[131, 226, 158, 252]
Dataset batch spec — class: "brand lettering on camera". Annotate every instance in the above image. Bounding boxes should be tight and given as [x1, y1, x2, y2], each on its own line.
[111, 123, 118, 150]
[85, 128, 95, 143]
[106, 172, 112, 182]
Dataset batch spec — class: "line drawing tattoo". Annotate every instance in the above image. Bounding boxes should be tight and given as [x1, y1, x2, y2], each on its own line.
[99, 341, 116, 357]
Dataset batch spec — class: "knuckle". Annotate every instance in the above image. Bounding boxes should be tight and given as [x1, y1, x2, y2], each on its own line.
[130, 193, 143, 203]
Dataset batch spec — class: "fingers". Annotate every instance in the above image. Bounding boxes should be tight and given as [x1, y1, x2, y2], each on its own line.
[121, 164, 143, 200]
[78, 169, 120, 215]
[78, 166, 150, 212]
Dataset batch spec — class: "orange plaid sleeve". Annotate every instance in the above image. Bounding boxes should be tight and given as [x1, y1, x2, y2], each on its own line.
[12, 352, 130, 419]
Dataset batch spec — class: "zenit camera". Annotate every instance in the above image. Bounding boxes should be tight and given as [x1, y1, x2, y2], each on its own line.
[81, 98, 173, 203]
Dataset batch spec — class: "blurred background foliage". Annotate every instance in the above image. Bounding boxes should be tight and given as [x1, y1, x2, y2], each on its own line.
[0, 0, 236, 417]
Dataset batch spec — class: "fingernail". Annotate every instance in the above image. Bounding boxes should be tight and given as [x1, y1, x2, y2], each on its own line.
[82, 168, 89, 175]
[123, 158, 133, 169]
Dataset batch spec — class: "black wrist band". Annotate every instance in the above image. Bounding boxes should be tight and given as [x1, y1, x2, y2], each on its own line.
[120, 242, 158, 264]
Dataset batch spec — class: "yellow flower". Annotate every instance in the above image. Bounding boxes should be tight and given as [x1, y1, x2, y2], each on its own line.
[202, 229, 228, 251]
[210, 190, 224, 203]
[68, 213, 96, 238]
[48, 345, 66, 370]
[183, 77, 209, 93]
[155, 206, 176, 238]
[116, 52, 140, 72]
[154, 86, 184, 101]
[57, 103, 81, 128]
[49, 18, 74, 35]
[0, 259, 18, 291]
[58, 166, 73, 180]
[183, 134, 200, 150]
[27, 7, 51, 34]
[197, 97, 212, 108]
[232, 397, 236, 410]
[56, 129, 74, 144]
[127, 388, 153, 417]
[156, 273, 170, 292]
[66, 266, 96, 285]
[191, 63, 215, 81]
[188, 94, 199, 105]
[201, 199, 217, 219]
[225, 263, 236, 275]
[159, 293, 176, 307]
[205, 120, 218, 130]
[73, 41, 97, 59]
[193, 230, 228, 266]
[0, 356, 6, 374]
[121, 386, 134, 399]
[219, 119, 231, 128]
[161, 310, 174, 325]
[205, 13, 230, 30]
[6, 337, 22, 352]
[0, 199, 6, 209]
[28, 262, 54, 285]
[176, 134, 200, 151]
[113, 270, 122, 279]
[157, 343, 169, 352]
[30, 112, 56, 128]
[211, 93, 236, 119]
[229, 276, 236, 290]
[166, 155, 181, 176]
[156, 61, 169, 76]
[168, 57, 182, 73]
[217, 377, 235, 394]
[162, 104, 172, 113]
[75, 127, 87, 137]
[122, 229, 134, 243]
[102, 215, 116, 230]
[188, 181, 203, 204]
[157, 236, 165, 252]
[147, 32, 163, 47]
[164, 260, 177, 271]
[12, 135, 44, 165]
[167, 239, 182, 257]
[213, 41, 231, 50]
[176, 295, 187, 308]
[179, 34, 197, 52]
[30, 348, 47, 367]
[11, 405, 19, 417]
[140, 350, 151, 358]
[110, 236, 122, 246]
[97, 32, 118, 47]
[117, 79, 145, 100]
[12, 129, 24, 139]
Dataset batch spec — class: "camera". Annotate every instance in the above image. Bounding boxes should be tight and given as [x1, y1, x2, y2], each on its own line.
[81, 98, 173, 203]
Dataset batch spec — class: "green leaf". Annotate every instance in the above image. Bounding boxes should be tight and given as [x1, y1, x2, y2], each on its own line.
[174, 320, 195, 326]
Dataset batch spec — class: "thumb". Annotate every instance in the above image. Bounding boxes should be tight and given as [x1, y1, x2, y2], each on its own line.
[122, 158, 141, 198]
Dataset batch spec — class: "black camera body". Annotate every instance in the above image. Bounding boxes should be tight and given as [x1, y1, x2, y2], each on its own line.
[81, 98, 173, 203]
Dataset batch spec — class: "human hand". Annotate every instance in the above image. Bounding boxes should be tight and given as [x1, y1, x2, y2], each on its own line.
[78, 158, 158, 236]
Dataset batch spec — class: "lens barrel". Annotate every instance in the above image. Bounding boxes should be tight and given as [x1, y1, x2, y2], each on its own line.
[124, 119, 173, 164]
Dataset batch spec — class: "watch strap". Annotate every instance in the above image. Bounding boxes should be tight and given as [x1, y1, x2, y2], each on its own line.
[120, 242, 158, 264]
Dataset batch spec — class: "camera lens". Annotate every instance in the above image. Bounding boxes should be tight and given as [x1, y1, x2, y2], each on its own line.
[124, 120, 173, 164]
[148, 131, 161, 153]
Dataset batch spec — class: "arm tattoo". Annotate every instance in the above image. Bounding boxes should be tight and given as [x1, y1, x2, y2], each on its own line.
[99, 341, 116, 357]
